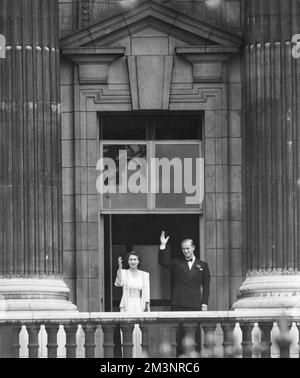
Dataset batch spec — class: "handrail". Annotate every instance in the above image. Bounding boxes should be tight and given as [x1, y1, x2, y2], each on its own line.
[0, 309, 300, 323]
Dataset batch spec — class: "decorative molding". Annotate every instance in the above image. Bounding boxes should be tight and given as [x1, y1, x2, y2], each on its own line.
[62, 47, 125, 84]
[247, 269, 300, 277]
[127, 57, 139, 109]
[80, 0, 90, 29]
[169, 85, 224, 108]
[176, 46, 240, 83]
[78, 84, 224, 110]
[93, 87, 132, 104]
[80, 86, 132, 106]
[170, 85, 208, 104]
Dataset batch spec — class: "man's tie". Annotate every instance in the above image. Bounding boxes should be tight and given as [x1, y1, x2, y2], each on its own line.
[186, 258, 193, 270]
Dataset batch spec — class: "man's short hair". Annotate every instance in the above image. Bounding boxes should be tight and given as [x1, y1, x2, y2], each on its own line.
[181, 239, 195, 247]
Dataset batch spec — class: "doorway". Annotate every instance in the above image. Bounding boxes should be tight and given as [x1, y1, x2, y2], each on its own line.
[104, 214, 200, 311]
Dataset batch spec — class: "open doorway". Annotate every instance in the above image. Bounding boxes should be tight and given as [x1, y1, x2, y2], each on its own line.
[104, 214, 200, 312]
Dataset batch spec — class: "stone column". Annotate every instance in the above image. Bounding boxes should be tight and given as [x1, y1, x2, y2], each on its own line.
[233, 0, 300, 309]
[0, 0, 76, 313]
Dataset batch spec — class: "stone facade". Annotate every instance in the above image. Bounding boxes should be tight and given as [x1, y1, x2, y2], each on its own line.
[59, 0, 243, 312]
[1, 0, 300, 319]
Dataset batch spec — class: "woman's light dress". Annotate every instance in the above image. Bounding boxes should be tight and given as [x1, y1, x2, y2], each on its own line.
[115, 269, 150, 358]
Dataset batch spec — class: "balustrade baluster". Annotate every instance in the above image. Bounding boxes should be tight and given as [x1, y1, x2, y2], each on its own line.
[296, 323, 300, 358]
[221, 322, 236, 358]
[240, 322, 254, 358]
[259, 322, 273, 358]
[27, 325, 40, 358]
[120, 324, 135, 358]
[139, 324, 149, 356]
[13, 326, 22, 358]
[168, 323, 178, 358]
[102, 324, 116, 358]
[45, 324, 59, 358]
[6, 314, 300, 359]
[202, 323, 217, 358]
[182, 323, 198, 355]
[64, 324, 78, 358]
[83, 324, 97, 358]
[277, 320, 292, 359]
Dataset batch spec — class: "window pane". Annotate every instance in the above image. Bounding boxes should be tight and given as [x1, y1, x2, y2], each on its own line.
[101, 116, 147, 140]
[154, 115, 202, 140]
[155, 144, 203, 209]
[101, 144, 147, 209]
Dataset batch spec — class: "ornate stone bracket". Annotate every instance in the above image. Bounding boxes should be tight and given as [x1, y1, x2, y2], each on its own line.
[62, 47, 125, 84]
[176, 46, 240, 83]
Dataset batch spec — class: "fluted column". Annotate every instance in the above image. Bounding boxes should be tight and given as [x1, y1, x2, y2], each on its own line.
[0, 0, 76, 312]
[233, 0, 300, 309]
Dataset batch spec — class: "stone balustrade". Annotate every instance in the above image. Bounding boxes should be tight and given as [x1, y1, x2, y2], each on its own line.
[1, 310, 300, 358]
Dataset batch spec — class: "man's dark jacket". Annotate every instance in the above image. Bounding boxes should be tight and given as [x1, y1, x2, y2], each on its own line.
[158, 250, 210, 310]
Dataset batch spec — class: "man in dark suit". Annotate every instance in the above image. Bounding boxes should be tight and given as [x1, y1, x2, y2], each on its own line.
[158, 231, 210, 311]
[158, 231, 210, 355]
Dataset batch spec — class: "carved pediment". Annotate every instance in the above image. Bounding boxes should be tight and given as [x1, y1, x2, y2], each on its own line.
[61, 0, 242, 50]
[61, 1, 242, 109]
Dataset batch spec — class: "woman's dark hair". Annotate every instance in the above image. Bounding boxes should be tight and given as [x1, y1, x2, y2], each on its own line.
[123, 250, 143, 268]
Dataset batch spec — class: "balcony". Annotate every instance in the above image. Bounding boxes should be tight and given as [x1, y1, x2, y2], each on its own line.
[0, 310, 300, 358]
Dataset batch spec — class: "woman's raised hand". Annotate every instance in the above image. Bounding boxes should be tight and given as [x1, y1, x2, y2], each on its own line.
[160, 231, 170, 247]
[118, 256, 123, 269]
